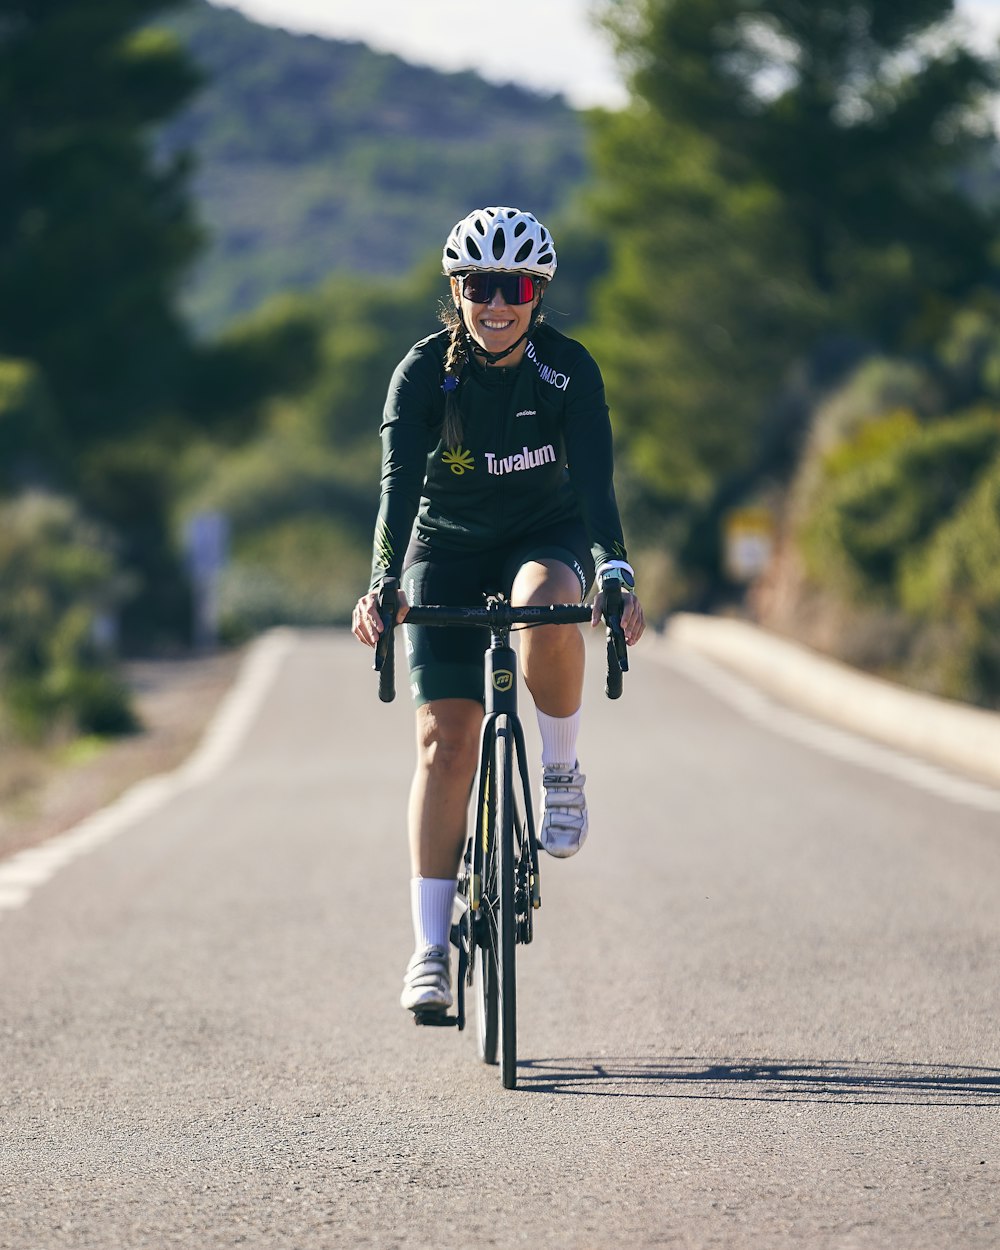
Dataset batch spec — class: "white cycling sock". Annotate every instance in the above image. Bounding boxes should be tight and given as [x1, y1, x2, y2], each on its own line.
[410, 876, 456, 951]
[536, 706, 582, 767]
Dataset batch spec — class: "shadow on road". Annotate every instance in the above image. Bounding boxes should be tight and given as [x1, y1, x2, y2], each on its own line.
[517, 1056, 1000, 1106]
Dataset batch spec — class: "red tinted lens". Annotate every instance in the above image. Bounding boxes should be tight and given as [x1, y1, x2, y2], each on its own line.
[461, 273, 536, 304]
[508, 275, 536, 304]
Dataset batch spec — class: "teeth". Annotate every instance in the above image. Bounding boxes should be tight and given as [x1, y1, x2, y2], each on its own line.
[483, 320, 512, 329]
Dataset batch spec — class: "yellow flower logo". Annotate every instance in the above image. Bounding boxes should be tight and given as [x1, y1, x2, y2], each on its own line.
[442, 446, 475, 476]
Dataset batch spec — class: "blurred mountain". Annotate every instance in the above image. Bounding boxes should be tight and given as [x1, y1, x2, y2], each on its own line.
[158, 2, 589, 335]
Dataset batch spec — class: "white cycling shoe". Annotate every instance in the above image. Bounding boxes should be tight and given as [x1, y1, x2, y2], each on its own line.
[400, 944, 453, 1014]
[538, 761, 589, 858]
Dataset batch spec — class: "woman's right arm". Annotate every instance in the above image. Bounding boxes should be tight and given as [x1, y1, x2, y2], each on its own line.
[367, 348, 438, 592]
[354, 347, 437, 646]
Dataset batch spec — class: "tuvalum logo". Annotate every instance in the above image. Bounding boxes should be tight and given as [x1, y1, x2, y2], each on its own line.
[525, 341, 570, 391]
[485, 444, 556, 476]
[442, 446, 475, 475]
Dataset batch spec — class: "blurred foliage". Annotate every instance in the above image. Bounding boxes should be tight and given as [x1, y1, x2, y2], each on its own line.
[587, 0, 999, 601]
[79, 438, 195, 650]
[785, 290, 1000, 705]
[900, 459, 1000, 697]
[4, 0, 1000, 721]
[217, 516, 372, 638]
[802, 357, 942, 463]
[0, 0, 324, 669]
[177, 261, 444, 632]
[0, 493, 137, 740]
[803, 410, 1000, 600]
[186, 292, 321, 434]
[158, 3, 589, 334]
[0, 358, 67, 490]
[0, 0, 203, 444]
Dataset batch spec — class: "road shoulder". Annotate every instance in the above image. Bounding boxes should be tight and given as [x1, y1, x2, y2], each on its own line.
[0, 649, 244, 860]
[665, 612, 1000, 789]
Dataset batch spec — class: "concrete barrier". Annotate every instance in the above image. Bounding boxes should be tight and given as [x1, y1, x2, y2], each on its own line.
[664, 612, 1000, 788]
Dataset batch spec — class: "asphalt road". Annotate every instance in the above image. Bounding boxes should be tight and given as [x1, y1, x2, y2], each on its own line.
[1, 630, 998, 1249]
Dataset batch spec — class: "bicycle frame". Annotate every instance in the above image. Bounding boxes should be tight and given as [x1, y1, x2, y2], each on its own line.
[475, 607, 539, 890]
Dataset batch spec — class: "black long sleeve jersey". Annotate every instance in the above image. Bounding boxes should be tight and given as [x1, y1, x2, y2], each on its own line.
[369, 323, 629, 591]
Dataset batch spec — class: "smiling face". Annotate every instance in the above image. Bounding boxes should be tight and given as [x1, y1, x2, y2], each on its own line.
[451, 272, 542, 367]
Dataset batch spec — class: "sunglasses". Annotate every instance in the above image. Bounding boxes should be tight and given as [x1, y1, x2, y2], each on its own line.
[459, 272, 540, 305]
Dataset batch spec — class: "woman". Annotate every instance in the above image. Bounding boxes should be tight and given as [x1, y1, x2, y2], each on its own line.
[352, 206, 645, 1015]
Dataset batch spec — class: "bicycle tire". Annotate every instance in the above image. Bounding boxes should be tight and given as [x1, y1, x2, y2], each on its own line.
[495, 715, 518, 1089]
[476, 731, 499, 1065]
[476, 930, 499, 1064]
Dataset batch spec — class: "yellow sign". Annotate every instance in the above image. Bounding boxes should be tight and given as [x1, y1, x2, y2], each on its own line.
[492, 670, 513, 692]
[723, 507, 775, 582]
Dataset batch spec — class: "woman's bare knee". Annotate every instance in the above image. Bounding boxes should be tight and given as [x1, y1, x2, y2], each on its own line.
[510, 559, 582, 609]
[415, 700, 481, 776]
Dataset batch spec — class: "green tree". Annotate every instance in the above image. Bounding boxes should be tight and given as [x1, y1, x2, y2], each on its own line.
[0, 492, 136, 739]
[0, 2, 321, 647]
[0, 358, 67, 490]
[0, 3, 202, 442]
[775, 292, 1000, 707]
[589, 0, 999, 594]
[0, 1, 203, 647]
[177, 260, 445, 635]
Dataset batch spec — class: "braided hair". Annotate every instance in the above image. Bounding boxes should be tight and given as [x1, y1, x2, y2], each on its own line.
[439, 302, 468, 450]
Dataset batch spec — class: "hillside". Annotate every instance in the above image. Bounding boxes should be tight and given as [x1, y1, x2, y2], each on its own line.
[158, 3, 590, 334]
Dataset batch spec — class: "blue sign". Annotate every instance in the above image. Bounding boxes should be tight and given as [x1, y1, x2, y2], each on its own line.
[184, 511, 229, 580]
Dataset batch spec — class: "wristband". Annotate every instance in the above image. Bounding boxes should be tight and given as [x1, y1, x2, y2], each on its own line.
[598, 564, 635, 593]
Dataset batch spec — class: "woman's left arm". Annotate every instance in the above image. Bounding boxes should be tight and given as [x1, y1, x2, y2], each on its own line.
[563, 354, 645, 644]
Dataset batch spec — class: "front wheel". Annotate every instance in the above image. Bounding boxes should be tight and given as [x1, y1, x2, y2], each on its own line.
[494, 715, 517, 1088]
[473, 715, 517, 1087]
[476, 932, 498, 1065]
[476, 733, 499, 1066]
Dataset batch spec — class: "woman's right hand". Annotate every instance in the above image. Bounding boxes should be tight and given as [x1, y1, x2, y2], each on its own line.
[351, 586, 410, 648]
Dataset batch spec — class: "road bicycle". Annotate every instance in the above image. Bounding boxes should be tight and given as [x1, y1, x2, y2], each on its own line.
[373, 576, 628, 1090]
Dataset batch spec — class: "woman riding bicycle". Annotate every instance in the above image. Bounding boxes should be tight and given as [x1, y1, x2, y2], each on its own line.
[352, 206, 645, 1015]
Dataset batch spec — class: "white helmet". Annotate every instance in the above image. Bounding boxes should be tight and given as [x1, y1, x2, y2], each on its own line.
[442, 206, 557, 279]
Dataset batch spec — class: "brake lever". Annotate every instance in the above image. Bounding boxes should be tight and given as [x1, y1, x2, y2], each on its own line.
[601, 579, 628, 699]
[602, 579, 630, 673]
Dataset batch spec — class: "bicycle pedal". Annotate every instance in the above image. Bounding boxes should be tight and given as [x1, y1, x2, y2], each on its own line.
[412, 1009, 458, 1028]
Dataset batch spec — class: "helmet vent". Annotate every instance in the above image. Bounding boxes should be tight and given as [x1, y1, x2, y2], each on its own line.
[492, 228, 506, 260]
[514, 240, 533, 264]
[474, 217, 487, 235]
[466, 236, 483, 260]
[513, 221, 527, 237]
[537, 252, 554, 266]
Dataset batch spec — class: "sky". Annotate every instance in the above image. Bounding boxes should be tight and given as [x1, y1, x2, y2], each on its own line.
[207, 0, 622, 109]
[210, 0, 1000, 111]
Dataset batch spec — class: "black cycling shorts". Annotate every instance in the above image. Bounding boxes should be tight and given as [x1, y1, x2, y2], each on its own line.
[400, 521, 595, 707]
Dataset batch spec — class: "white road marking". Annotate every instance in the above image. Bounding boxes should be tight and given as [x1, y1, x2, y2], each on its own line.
[0, 628, 297, 917]
[663, 645, 1000, 814]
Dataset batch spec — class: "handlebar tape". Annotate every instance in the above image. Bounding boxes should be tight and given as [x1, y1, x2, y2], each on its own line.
[375, 577, 398, 703]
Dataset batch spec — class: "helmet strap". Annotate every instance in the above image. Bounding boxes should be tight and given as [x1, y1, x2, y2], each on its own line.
[459, 302, 543, 366]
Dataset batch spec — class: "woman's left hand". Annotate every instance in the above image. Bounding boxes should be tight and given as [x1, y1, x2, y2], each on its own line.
[590, 589, 645, 645]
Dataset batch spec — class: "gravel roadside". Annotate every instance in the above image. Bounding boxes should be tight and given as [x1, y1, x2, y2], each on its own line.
[0, 648, 245, 861]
